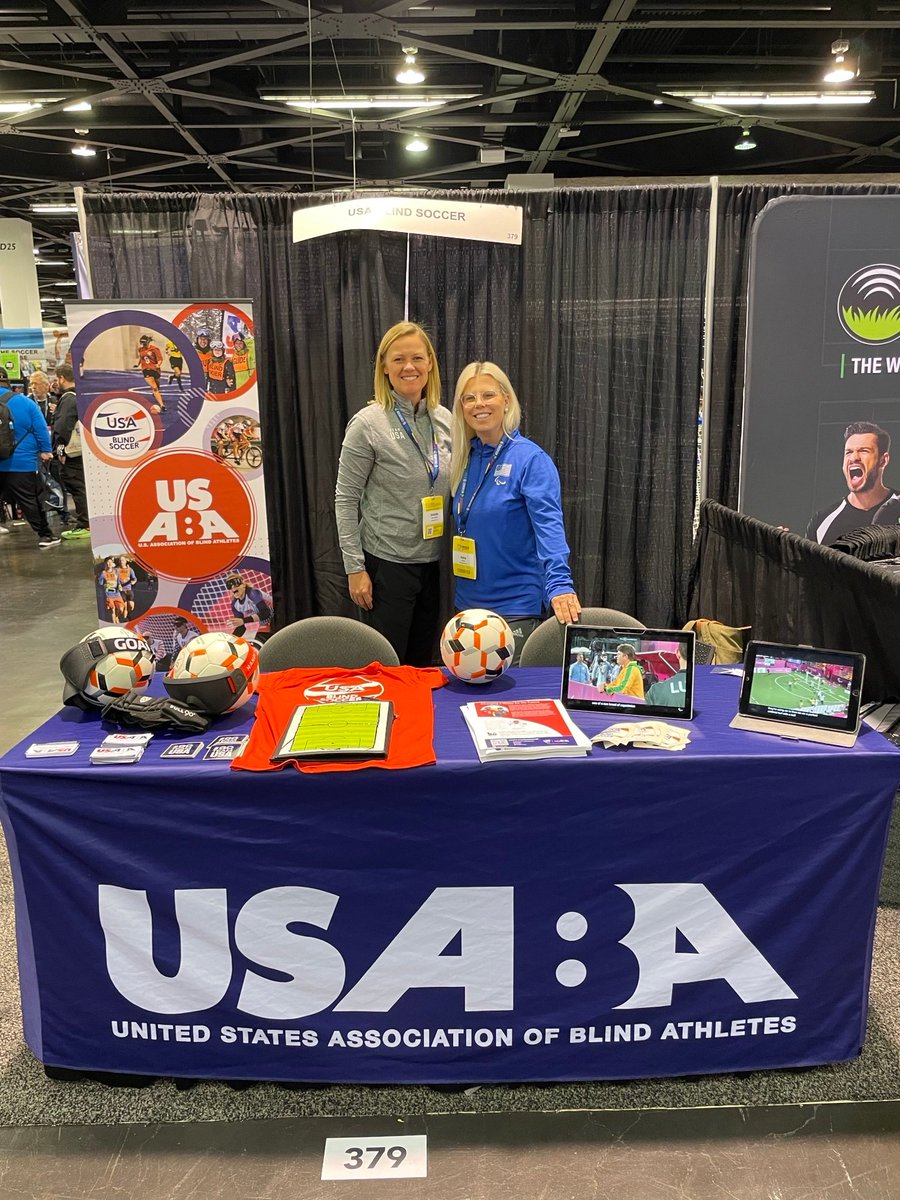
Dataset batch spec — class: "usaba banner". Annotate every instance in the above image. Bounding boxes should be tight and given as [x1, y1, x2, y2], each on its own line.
[741, 196, 900, 543]
[66, 300, 272, 663]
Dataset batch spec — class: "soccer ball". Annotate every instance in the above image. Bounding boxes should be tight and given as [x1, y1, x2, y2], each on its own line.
[164, 631, 259, 715]
[440, 609, 515, 683]
[60, 627, 155, 708]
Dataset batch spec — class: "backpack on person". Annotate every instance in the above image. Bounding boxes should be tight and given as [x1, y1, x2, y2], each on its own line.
[0, 389, 17, 460]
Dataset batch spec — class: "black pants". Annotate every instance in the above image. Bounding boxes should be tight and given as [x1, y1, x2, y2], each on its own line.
[361, 553, 440, 667]
[0, 470, 52, 539]
[60, 455, 89, 527]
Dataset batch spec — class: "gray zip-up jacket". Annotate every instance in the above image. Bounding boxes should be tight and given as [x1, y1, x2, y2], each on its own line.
[335, 393, 452, 574]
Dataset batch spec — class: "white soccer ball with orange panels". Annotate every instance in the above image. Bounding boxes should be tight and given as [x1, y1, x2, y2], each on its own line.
[440, 609, 515, 683]
[167, 631, 259, 713]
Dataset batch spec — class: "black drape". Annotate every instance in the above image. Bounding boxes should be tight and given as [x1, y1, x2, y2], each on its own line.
[706, 181, 900, 510]
[83, 185, 707, 628]
[688, 499, 900, 702]
[408, 185, 708, 626]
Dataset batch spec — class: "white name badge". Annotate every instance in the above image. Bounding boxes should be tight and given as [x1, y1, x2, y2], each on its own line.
[321, 1134, 427, 1180]
[452, 534, 477, 579]
[422, 494, 443, 539]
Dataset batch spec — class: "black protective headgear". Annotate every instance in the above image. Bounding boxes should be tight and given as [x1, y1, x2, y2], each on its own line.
[59, 631, 148, 709]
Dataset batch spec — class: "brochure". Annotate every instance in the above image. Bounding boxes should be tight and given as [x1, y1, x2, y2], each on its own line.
[461, 697, 592, 762]
[271, 700, 394, 763]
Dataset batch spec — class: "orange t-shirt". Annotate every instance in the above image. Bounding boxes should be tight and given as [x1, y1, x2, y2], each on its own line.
[232, 662, 447, 773]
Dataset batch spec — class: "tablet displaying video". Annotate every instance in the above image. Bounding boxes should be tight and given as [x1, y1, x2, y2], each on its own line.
[732, 641, 865, 741]
[561, 626, 696, 721]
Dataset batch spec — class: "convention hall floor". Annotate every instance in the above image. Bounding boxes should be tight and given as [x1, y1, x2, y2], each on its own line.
[2, 519, 900, 1199]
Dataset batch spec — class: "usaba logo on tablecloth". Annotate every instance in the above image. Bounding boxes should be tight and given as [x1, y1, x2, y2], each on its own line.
[65, 298, 272, 641]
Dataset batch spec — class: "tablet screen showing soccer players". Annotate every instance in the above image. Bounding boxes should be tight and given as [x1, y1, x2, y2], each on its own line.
[561, 627, 695, 720]
[745, 651, 856, 726]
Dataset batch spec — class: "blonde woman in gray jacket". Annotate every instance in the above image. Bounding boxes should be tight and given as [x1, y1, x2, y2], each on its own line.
[335, 321, 451, 665]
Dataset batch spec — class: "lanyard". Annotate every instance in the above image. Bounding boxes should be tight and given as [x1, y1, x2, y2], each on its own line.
[455, 435, 512, 535]
[394, 407, 440, 488]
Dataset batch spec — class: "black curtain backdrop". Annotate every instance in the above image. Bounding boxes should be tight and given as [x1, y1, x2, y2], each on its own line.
[706, 181, 900, 510]
[83, 184, 704, 629]
[687, 499, 900, 702]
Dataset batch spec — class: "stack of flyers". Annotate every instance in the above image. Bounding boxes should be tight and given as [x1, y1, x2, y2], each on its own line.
[592, 721, 691, 752]
[90, 744, 146, 765]
[461, 697, 592, 762]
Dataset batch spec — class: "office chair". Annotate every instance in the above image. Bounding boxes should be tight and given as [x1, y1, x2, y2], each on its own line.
[518, 606, 645, 668]
[258, 616, 400, 672]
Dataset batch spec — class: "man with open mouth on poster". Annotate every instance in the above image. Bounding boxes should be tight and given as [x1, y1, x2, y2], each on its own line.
[807, 420, 900, 545]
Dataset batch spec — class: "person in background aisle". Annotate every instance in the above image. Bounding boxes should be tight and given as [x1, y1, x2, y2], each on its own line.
[28, 370, 53, 421]
[0, 366, 59, 547]
[29, 370, 67, 518]
[52, 364, 91, 540]
[449, 361, 581, 665]
[335, 321, 451, 666]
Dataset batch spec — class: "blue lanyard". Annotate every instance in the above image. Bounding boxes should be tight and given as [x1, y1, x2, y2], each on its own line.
[394, 407, 440, 488]
[456, 435, 512, 536]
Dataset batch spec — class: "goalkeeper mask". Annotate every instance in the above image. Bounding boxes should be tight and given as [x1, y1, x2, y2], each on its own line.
[163, 648, 258, 716]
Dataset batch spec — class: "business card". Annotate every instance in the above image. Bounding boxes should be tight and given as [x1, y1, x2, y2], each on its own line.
[160, 742, 205, 759]
[102, 732, 154, 746]
[26, 741, 80, 758]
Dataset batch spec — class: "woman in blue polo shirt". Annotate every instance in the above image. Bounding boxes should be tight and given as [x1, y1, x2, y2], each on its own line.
[449, 361, 581, 663]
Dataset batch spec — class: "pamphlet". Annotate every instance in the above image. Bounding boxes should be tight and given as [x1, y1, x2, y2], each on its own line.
[271, 700, 394, 763]
[461, 697, 592, 762]
[592, 721, 691, 752]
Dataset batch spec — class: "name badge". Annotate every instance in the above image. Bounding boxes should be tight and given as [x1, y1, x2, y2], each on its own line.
[421, 494, 443, 539]
[452, 535, 477, 578]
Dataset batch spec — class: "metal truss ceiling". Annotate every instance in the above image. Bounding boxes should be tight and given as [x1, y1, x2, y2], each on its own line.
[3, 1, 900, 312]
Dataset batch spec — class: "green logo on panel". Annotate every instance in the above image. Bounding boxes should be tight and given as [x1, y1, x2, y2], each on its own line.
[838, 264, 900, 344]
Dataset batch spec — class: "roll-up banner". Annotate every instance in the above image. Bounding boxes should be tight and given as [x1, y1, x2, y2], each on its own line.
[66, 300, 272, 663]
[741, 196, 900, 543]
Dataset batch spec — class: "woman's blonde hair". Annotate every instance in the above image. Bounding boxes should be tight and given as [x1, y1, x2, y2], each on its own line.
[450, 361, 522, 494]
[372, 321, 442, 411]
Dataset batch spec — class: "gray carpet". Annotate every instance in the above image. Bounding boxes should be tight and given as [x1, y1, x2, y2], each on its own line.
[0, 804, 898, 1127]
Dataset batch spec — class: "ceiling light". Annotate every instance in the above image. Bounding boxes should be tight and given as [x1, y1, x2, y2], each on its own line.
[557, 126, 580, 138]
[0, 102, 43, 113]
[263, 94, 474, 111]
[35, 260, 69, 266]
[30, 204, 78, 213]
[653, 98, 663, 106]
[62, 101, 92, 113]
[405, 136, 429, 152]
[396, 46, 425, 85]
[55, 281, 77, 286]
[664, 88, 874, 108]
[824, 38, 858, 84]
[71, 144, 96, 157]
[734, 128, 756, 151]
